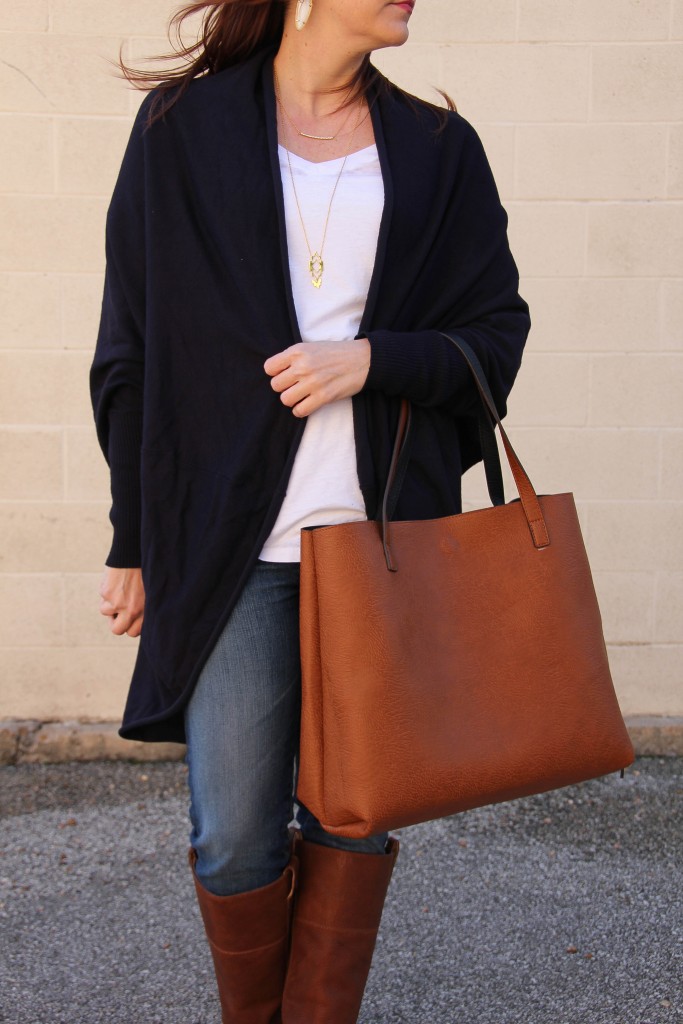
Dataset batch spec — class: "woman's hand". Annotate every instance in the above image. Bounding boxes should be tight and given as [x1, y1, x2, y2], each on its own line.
[264, 339, 371, 417]
[99, 567, 145, 637]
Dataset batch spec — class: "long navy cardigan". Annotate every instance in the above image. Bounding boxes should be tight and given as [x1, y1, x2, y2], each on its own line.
[90, 46, 531, 743]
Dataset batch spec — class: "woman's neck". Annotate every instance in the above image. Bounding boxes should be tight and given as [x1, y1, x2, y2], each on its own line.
[274, 21, 368, 119]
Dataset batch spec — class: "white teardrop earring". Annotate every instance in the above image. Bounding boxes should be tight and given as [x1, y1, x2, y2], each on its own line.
[295, 0, 313, 31]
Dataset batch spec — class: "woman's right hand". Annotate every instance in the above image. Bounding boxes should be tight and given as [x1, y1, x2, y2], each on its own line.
[99, 567, 146, 637]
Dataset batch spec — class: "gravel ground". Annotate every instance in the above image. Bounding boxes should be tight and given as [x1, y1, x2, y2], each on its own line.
[0, 758, 681, 1024]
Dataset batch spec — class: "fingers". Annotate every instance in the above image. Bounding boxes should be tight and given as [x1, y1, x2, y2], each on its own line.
[269, 367, 301, 396]
[264, 345, 304, 378]
[265, 346, 329, 417]
[99, 597, 117, 617]
[274, 378, 333, 417]
[264, 340, 370, 417]
[100, 598, 144, 637]
[265, 347, 309, 409]
[125, 614, 144, 639]
[109, 609, 144, 637]
[276, 380, 321, 414]
[98, 567, 145, 638]
[286, 393, 322, 418]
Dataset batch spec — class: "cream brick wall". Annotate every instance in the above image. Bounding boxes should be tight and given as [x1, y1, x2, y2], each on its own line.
[0, 1, 680, 728]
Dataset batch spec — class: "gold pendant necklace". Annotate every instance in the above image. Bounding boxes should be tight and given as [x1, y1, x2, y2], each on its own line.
[275, 89, 364, 289]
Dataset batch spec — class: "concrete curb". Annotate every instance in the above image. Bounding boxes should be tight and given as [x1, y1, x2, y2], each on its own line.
[1, 716, 683, 765]
[625, 715, 683, 757]
[0, 720, 185, 765]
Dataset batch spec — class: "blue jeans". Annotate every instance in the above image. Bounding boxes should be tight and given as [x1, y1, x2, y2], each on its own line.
[184, 559, 389, 896]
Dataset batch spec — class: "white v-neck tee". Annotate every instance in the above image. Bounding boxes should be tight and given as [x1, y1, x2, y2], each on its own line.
[259, 143, 384, 562]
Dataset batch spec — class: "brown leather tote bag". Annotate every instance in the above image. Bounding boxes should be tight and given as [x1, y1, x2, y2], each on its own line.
[297, 334, 635, 839]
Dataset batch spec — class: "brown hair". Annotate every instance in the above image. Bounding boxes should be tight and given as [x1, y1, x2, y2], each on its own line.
[119, 0, 454, 128]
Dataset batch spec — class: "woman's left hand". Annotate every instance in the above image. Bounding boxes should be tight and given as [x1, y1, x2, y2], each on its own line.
[264, 339, 371, 417]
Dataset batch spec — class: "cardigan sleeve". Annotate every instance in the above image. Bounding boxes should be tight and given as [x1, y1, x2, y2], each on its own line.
[90, 98, 151, 568]
[359, 117, 530, 420]
[360, 312, 527, 417]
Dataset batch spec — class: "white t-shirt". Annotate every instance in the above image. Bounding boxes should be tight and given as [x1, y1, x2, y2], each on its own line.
[259, 143, 384, 562]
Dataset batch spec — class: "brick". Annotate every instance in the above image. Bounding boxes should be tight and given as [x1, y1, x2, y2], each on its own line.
[65, 428, 109, 501]
[587, 203, 683, 278]
[591, 44, 683, 122]
[0, 428, 63, 499]
[504, 352, 590, 427]
[654, 573, 683, 642]
[572, 499, 590, 537]
[0, 34, 128, 115]
[661, 281, 683, 350]
[56, 117, 132, 196]
[0, 195, 107, 272]
[592, 572, 654, 644]
[0, 646, 136, 720]
[476, 124, 515, 200]
[51, 0, 176, 37]
[0, 575, 63, 646]
[506, 427, 659, 499]
[585, 502, 683, 572]
[0, 115, 53, 194]
[0, 0, 48, 32]
[520, 278, 660, 352]
[0, 351, 65, 424]
[671, 0, 683, 38]
[61, 502, 114, 574]
[61, 273, 105, 349]
[660, 432, 683, 499]
[519, 0, 671, 41]
[123, 40, 174, 117]
[440, 44, 590, 123]
[372, 44, 446, 105]
[508, 203, 586, 278]
[607, 644, 683, 716]
[0, 503, 111, 572]
[126, 37, 169, 61]
[515, 125, 667, 200]
[63, 350, 97, 426]
[129, 80, 155, 119]
[63, 573, 139, 648]
[409, 0, 517, 42]
[0, 272, 60, 348]
[0, 350, 93, 427]
[668, 124, 683, 198]
[589, 354, 683, 427]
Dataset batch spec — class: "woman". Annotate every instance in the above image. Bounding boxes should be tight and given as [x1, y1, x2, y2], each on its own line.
[91, 0, 530, 1020]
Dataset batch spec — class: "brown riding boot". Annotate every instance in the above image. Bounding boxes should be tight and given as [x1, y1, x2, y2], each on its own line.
[190, 849, 297, 1024]
[281, 834, 399, 1023]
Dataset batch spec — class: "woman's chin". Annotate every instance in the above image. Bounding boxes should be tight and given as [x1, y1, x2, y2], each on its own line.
[374, 25, 410, 50]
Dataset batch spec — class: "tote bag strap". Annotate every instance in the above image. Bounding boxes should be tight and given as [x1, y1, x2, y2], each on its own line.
[381, 366, 504, 527]
[381, 332, 550, 571]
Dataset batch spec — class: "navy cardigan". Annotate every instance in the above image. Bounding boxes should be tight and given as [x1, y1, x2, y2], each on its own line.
[90, 46, 530, 742]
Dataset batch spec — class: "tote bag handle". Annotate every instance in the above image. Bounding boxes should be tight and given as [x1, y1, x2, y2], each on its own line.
[381, 332, 550, 571]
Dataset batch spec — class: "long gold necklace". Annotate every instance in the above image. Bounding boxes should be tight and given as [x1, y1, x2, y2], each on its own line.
[276, 89, 364, 289]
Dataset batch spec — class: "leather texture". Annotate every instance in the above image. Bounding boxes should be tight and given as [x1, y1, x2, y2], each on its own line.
[281, 833, 399, 1023]
[190, 849, 297, 1024]
[297, 336, 635, 840]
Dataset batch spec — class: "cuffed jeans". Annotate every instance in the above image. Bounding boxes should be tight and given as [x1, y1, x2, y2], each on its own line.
[184, 559, 389, 896]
